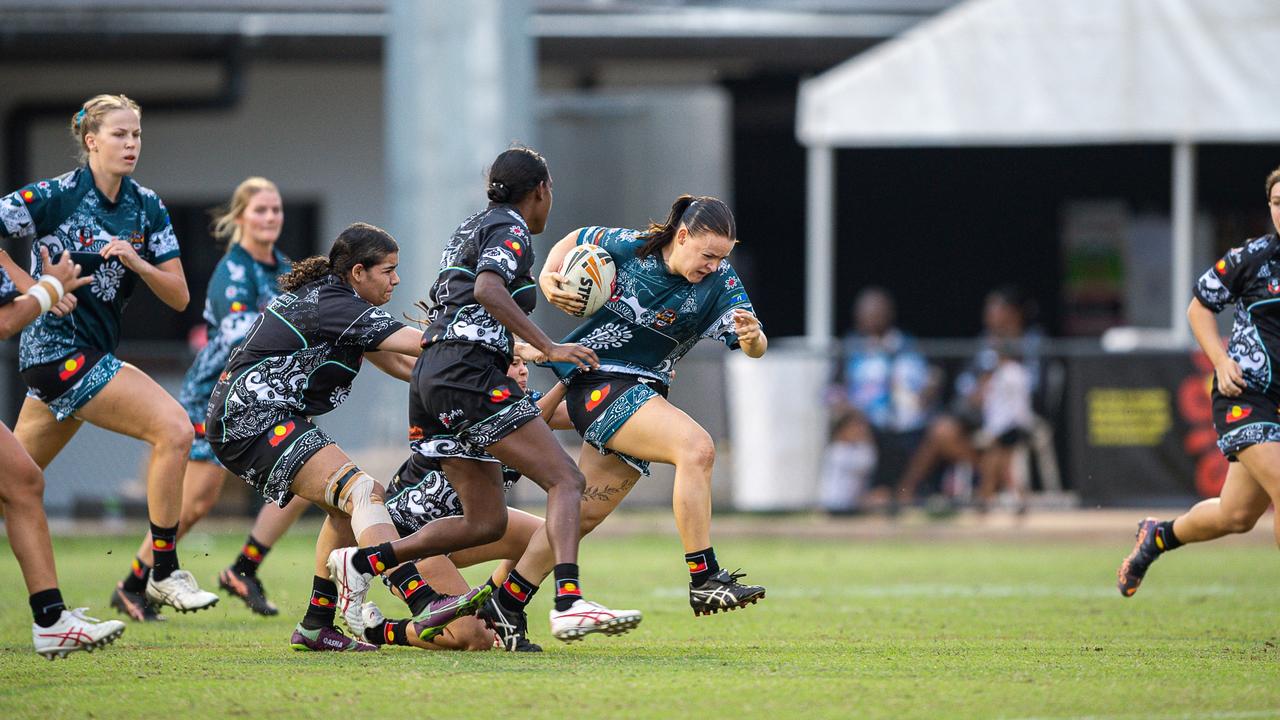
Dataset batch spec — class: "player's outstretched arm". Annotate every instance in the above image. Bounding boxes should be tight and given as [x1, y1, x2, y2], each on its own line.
[537, 230, 588, 316]
[0, 247, 89, 338]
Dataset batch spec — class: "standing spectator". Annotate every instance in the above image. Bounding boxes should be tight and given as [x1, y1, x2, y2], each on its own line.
[826, 288, 936, 511]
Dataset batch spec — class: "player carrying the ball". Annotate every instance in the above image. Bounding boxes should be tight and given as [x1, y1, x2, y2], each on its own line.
[510, 194, 768, 619]
[328, 145, 640, 645]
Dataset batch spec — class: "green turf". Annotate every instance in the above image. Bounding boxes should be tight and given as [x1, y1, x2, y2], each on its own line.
[1, 523, 1278, 719]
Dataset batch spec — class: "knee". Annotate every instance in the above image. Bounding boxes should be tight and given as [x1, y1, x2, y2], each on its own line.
[471, 510, 508, 546]
[0, 458, 43, 504]
[676, 431, 716, 474]
[549, 463, 586, 497]
[150, 411, 194, 453]
[929, 416, 962, 443]
[448, 618, 495, 651]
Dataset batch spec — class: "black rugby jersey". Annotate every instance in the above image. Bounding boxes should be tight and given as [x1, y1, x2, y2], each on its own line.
[1194, 234, 1280, 396]
[207, 274, 404, 442]
[421, 205, 536, 360]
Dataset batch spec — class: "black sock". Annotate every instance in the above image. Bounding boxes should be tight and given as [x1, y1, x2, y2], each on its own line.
[352, 543, 398, 576]
[686, 547, 720, 587]
[553, 563, 582, 612]
[232, 535, 271, 577]
[150, 523, 180, 581]
[30, 588, 65, 628]
[497, 569, 538, 614]
[301, 576, 339, 630]
[364, 618, 413, 646]
[121, 556, 150, 594]
[387, 563, 439, 615]
[1154, 521, 1183, 552]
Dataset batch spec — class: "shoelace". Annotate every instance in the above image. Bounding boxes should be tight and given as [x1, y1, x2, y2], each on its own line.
[169, 570, 198, 591]
[68, 607, 103, 623]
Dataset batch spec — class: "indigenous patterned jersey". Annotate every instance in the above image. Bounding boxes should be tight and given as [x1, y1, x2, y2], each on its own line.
[0, 265, 17, 307]
[207, 274, 404, 442]
[0, 166, 180, 368]
[178, 243, 291, 424]
[1194, 234, 1280, 396]
[555, 226, 756, 383]
[421, 205, 537, 361]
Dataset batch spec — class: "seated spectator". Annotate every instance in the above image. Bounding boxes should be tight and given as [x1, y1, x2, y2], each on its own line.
[895, 286, 1040, 509]
[818, 410, 877, 515]
[826, 288, 938, 511]
[973, 345, 1033, 513]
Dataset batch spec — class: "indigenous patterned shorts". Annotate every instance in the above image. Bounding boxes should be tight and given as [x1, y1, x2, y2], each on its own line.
[565, 370, 669, 475]
[208, 415, 333, 506]
[409, 341, 541, 463]
[21, 348, 124, 422]
[1213, 388, 1280, 461]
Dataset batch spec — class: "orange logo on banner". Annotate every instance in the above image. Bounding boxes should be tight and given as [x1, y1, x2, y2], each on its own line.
[230, 301, 246, 313]
[21, 190, 33, 202]
[1215, 259, 1228, 274]
[489, 387, 511, 403]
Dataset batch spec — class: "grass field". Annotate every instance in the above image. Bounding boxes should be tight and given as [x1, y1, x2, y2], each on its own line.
[1, 516, 1278, 719]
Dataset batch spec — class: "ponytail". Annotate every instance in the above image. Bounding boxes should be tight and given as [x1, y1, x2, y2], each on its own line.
[486, 145, 549, 204]
[278, 256, 331, 292]
[636, 195, 736, 259]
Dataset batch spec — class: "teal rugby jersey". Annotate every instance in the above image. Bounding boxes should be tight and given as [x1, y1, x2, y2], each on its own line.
[555, 226, 757, 383]
[178, 243, 291, 421]
[0, 166, 180, 368]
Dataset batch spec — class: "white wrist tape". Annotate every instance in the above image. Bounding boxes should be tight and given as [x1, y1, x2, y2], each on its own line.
[38, 274, 64, 302]
[26, 284, 52, 313]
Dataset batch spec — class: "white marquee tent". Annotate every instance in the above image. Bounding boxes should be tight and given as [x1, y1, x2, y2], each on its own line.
[796, 0, 1280, 347]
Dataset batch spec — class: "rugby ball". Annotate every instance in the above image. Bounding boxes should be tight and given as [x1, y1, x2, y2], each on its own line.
[558, 244, 616, 318]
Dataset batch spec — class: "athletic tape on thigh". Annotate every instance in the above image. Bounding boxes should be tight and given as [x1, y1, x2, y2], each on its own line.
[327, 463, 394, 538]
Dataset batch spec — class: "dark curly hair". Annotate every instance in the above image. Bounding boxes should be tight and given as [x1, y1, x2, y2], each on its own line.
[278, 222, 398, 292]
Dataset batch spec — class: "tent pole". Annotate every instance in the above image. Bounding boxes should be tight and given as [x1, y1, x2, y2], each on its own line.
[1171, 141, 1195, 346]
[806, 144, 835, 350]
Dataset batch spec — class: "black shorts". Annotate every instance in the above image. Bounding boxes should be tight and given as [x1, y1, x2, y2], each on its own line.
[565, 370, 669, 475]
[994, 427, 1028, 448]
[385, 458, 459, 536]
[207, 416, 334, 506]
[1213, 388, 1280, 461]
[408, 341, 541, 463]
[21, 347, 124, 422]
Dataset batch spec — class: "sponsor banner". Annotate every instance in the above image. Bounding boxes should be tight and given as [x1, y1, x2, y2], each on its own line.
[1068, 350, 1223, 505]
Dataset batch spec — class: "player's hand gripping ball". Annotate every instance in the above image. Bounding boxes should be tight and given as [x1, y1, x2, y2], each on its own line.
[556, 244, 616, 318]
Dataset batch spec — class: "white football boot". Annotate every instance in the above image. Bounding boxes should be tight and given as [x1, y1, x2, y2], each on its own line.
[145, 570, 220, 613]
[33, 608, 126, 660]
[327, 547, 373, 635]
[549, 599, 642, 642]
